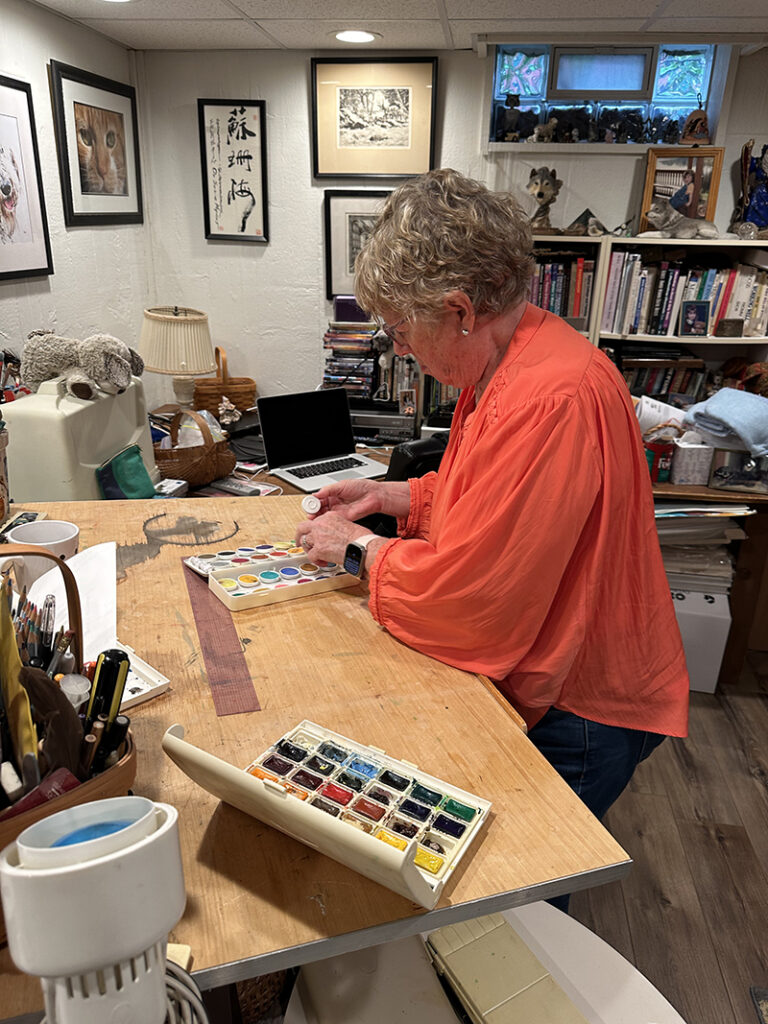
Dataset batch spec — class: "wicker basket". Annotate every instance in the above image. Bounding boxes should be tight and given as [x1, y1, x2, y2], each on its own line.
[193, 346, 256, 417]
[154, 409, 236, 487]
[0, 544, 137, 940]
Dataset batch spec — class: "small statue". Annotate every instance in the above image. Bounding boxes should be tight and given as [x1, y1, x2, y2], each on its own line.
[680, 95, 711, 145]
[530, 117, 558, 144]
[744, 142, 768, 230]
[495, 93, 521, 142]
[644, 198, 718, 239]
[662, 118, 681, 144]
[527, 166, 562, 234]
[217, 395, 241, 427]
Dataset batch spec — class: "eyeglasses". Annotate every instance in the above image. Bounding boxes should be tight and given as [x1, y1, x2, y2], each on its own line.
[376, 316, 408, 344]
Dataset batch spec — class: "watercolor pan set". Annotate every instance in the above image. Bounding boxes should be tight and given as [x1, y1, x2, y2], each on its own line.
[162, 720, 491, 909]
[184, 542, 358, 611]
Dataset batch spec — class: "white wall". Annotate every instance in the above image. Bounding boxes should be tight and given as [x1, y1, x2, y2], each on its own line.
[0, 0, 148, 364]
[3, 9, 768, 407]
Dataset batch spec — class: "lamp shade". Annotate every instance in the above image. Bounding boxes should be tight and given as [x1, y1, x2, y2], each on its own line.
[139, 306, 216, 375]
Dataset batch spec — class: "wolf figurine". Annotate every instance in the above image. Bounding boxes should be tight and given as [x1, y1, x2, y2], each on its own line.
[527, 166, 562, 234]
[645, 198, 719, 239]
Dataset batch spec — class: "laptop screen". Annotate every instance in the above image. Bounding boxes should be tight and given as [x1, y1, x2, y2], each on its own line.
[257, 388, 356, 469]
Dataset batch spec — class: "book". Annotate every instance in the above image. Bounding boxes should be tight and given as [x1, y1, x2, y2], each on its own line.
[665, 273, 687, 336]
[600, 251, 626, 333]
[621, 255, 644, 335]
[637, 266, 658, 334]
[571, 257, 585, 317]
[613, 253, 641, 334]
[649, 261, 671, 335]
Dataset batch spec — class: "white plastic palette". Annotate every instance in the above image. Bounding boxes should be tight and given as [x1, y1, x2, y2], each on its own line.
[162, 720, 491, 909]
[183, 542, 358, 611]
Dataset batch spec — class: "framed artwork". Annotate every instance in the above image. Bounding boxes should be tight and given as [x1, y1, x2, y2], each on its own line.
[0, 74, 53, 280]
[680, 300, 710, 336]
[311, 58, 437, 179]
[640, 146, 723, 232]
[49, 61, 142, 227]
[324, 189, 390, 299]
[198, 99, 268, 243]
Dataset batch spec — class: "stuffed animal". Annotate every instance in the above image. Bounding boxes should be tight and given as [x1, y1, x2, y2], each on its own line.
[21, 330, 144, 400]
[644, 199, 719, 239]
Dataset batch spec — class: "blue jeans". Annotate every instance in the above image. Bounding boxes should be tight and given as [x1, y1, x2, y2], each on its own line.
[527, 707, 666, 911]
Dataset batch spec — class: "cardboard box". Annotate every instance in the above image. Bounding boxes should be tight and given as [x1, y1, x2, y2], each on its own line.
[670, 589, 731, 693]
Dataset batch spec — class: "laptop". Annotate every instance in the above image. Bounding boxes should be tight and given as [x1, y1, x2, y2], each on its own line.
[256, 388, 386, 493]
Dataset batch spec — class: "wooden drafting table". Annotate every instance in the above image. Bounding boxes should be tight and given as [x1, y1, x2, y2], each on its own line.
[0, 496, 630, 1021]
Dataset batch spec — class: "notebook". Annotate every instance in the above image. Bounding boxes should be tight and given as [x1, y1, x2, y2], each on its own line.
[256, 388, 386, 493]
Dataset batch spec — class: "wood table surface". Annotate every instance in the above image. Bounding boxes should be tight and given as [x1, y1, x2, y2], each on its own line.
[1, 496, 630, 1020]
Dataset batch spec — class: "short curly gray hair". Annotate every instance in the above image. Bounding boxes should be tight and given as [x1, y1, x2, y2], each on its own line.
[355, 168, 534, 322]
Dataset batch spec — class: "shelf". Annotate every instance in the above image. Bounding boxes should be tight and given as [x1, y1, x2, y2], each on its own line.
[601, 332, 768, 345]
[488, 142, 659, 155]
[653, 482, 768, 506]
[613, 236, 762, 248]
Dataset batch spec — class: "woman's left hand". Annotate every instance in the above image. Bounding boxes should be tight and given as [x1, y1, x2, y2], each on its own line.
[295, 512, 367, 566]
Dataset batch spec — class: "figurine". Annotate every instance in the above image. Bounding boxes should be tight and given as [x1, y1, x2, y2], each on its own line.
[527, 166, 562, 234]
[744, 142, 768, 230]
[644, 198, 718, 239]
[530, 117, 558, 143]
[680, 95, 711, 145]
[494, 93, 521, 142]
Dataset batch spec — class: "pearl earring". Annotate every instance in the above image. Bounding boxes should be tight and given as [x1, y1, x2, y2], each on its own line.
[461, 328, 469, 336]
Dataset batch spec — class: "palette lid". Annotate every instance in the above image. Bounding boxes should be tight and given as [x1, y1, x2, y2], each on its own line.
[161, 724, 438, 909]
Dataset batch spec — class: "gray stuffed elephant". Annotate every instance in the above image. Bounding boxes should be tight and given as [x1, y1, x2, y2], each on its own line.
[21, 330, 144, 400]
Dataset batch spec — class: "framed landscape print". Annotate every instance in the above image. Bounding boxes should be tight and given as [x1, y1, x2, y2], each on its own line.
[640, 146, 723, 232]
[0, 74, 53, 280]
[324, 189, 390, 298]
[311, 58, 437, 179]
[198, 99, 268, 243]
[49, 60, 143, 227]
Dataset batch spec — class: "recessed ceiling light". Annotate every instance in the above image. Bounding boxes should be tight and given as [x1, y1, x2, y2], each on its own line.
[100, 0, 132, 4]
[335, 30, 378, 43]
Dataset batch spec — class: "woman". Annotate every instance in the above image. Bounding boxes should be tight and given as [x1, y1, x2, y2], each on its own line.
[296, 168, 689, 834]
[669, 169, 695, 214]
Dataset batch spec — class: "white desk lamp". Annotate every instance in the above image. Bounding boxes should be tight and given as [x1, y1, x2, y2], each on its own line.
[0, 795, 207, 1024]
[139, 306, 216, 408]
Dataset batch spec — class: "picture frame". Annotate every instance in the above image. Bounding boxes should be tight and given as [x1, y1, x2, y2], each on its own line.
[324, 189, 391, 299]
[0, 74, 53, 280]
[198, 99, 268, 243]
[640, 146, 724, 232]
[49, 61, 143, 227]
[680, 300, 710, 337]
[311, 58, 437, 179]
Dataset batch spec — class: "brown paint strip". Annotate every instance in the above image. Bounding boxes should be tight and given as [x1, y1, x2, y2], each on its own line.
[182, 562, 261, 716]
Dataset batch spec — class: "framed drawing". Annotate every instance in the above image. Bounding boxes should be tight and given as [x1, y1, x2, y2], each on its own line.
[0, 74, 53, 280]
[324, 189, 390, 299]
[198, 99, 268, 243]
[640, 146, 723, 232]
[49, 61, 142, 227]
[311, 58, 437, 179]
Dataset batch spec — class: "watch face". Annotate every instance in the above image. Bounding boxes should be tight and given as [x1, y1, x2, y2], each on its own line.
[343, 543, 364, 577]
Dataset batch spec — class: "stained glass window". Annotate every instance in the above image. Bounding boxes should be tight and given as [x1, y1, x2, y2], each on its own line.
[655, 47, 713, 100]
[495, 48, 548, 100]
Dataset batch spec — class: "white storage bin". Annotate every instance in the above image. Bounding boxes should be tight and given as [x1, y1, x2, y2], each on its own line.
[670, 589, 731, 693]
[2, 377, 158, 502]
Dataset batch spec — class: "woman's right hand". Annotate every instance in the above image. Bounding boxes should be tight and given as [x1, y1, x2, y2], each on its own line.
[312, 479, 410, 521]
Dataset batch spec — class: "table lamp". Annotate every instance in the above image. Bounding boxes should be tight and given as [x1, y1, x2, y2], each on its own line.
[139, 306, 216, 408]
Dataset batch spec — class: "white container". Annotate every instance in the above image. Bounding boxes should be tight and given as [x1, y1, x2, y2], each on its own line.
[670, 589, 731, 693]
[2, 377, 158, 502]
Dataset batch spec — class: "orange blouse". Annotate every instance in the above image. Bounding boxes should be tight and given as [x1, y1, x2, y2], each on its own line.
[369, 304, 689, 736]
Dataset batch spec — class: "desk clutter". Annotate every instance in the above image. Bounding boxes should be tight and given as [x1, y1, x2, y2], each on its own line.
[163, 720, 491, 909]
[184, 541, 357, 610]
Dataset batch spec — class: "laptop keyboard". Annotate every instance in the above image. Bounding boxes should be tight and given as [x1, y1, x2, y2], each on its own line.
[290, 456, 364, 479]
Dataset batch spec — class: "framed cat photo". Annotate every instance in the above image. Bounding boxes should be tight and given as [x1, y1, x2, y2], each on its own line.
[49, 60, 143, 227]
[640, 146, 723, 234]
[0, 74, 54, 281]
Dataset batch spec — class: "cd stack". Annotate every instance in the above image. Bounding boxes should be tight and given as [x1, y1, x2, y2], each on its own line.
[322, 320, 377, 398]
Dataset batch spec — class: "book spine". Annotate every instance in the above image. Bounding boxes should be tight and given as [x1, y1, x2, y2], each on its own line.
[541, 264, 552, 311]
[600, 252, 626, 333]
[661, 267, 681, 333]
[581, 261, 596, 319]
[666, 273, 687, 336]
[649, 262, 670, 335]
[572, 257, 584, 317]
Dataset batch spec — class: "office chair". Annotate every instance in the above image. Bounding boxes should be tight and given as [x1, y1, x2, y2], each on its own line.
[357, 432, 449, 537]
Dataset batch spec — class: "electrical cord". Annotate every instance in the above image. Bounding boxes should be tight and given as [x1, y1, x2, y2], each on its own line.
[165, 960, 210, 1024]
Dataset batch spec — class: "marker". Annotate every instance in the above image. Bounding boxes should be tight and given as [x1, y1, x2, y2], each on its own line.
[84, 649, 130, 731]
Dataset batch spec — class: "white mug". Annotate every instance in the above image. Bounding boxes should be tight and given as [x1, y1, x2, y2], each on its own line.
[3, 520, 80, 591]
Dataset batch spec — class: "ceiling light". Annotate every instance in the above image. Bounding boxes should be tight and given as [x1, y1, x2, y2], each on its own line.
[336, 30, 377, 43]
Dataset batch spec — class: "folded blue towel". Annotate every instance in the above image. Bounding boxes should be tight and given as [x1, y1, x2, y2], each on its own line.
[683, 388, 768, 456]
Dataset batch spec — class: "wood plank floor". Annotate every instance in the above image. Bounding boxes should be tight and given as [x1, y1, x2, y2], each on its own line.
[571, 651, 768, 1024]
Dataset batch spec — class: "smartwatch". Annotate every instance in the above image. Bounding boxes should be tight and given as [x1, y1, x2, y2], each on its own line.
[343, 534, 378, 578]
